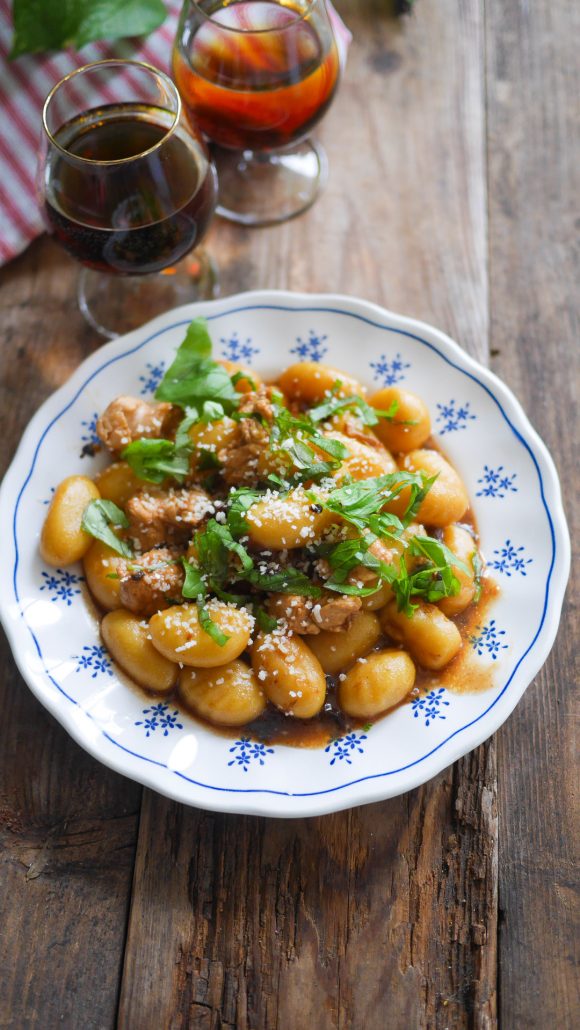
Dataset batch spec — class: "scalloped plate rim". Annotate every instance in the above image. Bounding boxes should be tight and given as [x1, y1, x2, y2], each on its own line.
[0, 290, 571, 817]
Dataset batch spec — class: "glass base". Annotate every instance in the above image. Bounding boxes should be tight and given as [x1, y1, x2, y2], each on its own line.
[212, 139, 328, 227]
[78, 250, 218, 340]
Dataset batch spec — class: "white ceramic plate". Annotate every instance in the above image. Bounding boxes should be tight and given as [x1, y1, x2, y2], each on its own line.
[0, 291, 570, 816]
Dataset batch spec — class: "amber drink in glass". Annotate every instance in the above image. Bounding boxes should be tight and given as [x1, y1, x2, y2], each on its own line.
[173, 0, 340, 225]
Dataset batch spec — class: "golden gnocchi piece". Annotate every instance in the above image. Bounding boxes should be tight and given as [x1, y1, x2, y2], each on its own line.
[252, 631, 327, 718]
[93, 461, 143, 508]
[40, 475, 100, 567]
[179, 660, 267, 726]
[369, 387, 431, 453]
[326, 431, 397, 481]
[338, 649, 416, 718]
[101, 609, 178, 694]
[307, 611, 381, 675]
[83, 540, 124, 611]
[188, 415, 238, 464]
[149, 601, 254, 668]
[246, 487, 339, 550]
[381, 600, 462, 670]
[438, 525, 478, 617]
[277, 361, 365, 403]
[387, 449, 469, 526]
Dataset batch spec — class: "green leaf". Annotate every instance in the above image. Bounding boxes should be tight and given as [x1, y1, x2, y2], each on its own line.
[471, 549, 484, 603]
[309, 391, 400, 427]
[122, 438, 191, 484]
[246, 567, 322, 597]
[226, 488, 264, 537]
[197, 599, 230, 647]
[317, 471, 427, 530]
[10, 0, 167, 58]
[197, 449, 222, 471]
[155, 319, 238, 411]
[407, 534, 470, 576]
[181, 558, 207, 600]
[81, 499, 132, 558]
[256, 606, 278, 633]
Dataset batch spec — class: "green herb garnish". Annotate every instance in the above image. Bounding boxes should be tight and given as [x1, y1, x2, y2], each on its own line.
[10, 0, 167, 59]
[471, 549, 484, 603]
[197, 599, 230, 646]
[122, 437, 192, 485]
[309, 387, 400, 426]
[154, 318, 238, 411]
[81, 499, 132, 558]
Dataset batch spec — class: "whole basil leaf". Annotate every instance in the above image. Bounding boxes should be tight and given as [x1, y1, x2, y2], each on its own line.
[81, 499, 132, 558]
[155, 318, 238, 410]
[11, 0, 167, 58]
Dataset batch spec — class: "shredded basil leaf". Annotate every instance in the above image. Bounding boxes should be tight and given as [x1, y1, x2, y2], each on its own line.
[247, 567, 322, 597]
[256, 606, 278, 632]
[181, 558, 207, 600]
[471, 549, 484, 603]
[81, 499, 132, 558]
[197, 599, 230, 646]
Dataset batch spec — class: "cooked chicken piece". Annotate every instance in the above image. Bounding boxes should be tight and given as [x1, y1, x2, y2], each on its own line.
[268, 593, 362, 634]
[127, 487, 212, 550]
[331, 413, 385, 450]
[96, 396, 175, 454]
[237, 385, 275, 421]
[347, 537, 395, 588]
[118, 547, 185, 617]
[217, 419, 274, 486]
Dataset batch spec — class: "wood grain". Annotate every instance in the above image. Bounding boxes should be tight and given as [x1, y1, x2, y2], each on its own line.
[485, 0, 580, 1026]
[1, 0, 577, 1026]
[0, 240, 143, 1030]
[117, 2, 497, 1027]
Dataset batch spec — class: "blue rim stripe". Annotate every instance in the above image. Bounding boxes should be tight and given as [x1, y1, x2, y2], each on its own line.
[11, 304, 557, 798]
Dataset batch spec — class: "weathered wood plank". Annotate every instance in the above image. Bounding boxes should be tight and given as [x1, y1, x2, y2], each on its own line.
[486, 0, 580, 1025]
[0, 239, 142, 1030]
[118, 3, 497, 1028]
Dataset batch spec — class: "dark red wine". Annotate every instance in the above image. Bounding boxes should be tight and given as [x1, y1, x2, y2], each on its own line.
[43, 104, 217, 274]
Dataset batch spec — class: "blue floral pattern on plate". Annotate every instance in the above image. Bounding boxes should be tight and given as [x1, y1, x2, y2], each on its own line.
[411, 688, 450, 726]
[435, 399, 477, 435]
[290, 330, 328, 362]
[325, 731, 368, 765]
[228, 738, 274, 772]
[220, 333, 259, 363]
[489, 540, 533, 577]
[73, 644, 113, 678]
[469, 620, 509, 659]
[40, 569, 82, 605]
[139, 361, 166, 395]
[135, 703, 183, 738]
[80, 414, 100, 448]
[476, 465, 518, 498]
[369, 353, 411, 386]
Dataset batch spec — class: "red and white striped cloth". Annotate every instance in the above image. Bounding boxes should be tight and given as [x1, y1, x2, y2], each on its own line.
[0, 1, 350, 267]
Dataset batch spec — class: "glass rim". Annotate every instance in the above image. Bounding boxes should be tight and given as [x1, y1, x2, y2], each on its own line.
[41, 59, 182, 166]
[190, 0, 319, 35]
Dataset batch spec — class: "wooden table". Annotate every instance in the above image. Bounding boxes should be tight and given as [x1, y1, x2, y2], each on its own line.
[1, 2, 577, 1026]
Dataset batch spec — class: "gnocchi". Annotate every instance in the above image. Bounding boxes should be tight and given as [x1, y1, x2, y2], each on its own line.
[179, 660, 266, 725]
[40, 318, 489, 748]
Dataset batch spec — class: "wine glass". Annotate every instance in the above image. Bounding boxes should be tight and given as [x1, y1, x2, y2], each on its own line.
[173, 0, 340, 226]
[39, 60, 218, 339]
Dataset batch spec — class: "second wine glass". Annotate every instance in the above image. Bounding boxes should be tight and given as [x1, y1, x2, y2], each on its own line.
[173, 0, 340, 226]
[40, 60, 218, 339]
